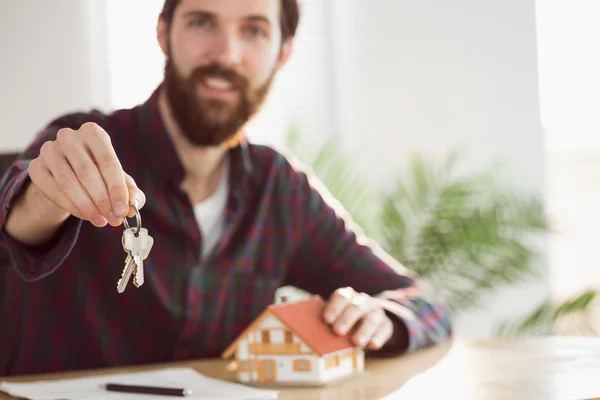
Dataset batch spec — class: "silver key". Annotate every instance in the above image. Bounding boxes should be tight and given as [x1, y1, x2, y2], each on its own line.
[122, 227, 154, 288]
[116, 203, 153, 293]
[117, 239, 136, 293]
[138, 230, 154, 285]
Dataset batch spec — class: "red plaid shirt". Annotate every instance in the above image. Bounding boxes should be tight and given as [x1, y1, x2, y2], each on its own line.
[0, 87, 451, 376]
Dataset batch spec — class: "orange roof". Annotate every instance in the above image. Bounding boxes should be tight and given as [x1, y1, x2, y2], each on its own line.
[221, 295, 357, 359]
[270, 295, 357, 355]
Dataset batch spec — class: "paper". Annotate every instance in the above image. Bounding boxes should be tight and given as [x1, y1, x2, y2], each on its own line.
[0, 367, 278, 400]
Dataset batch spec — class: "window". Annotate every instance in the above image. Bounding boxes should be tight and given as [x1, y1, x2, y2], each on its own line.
[261, 330, 270, 344]
[104, 0, 336, 151]
[245, 0, 336, 150]
[284, 330, 294, 343]
[293, 359, 311, 372]
[325, 355, 340, 369]
[104, 0, 165, 110]
[537, 1, 600, 301]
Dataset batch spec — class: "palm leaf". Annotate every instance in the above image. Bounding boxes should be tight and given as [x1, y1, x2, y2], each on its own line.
[283, 126, 548, 315]
[379, 152, 547, 311]
[283, 128, 379, 237]
[495, 290, 599, 337]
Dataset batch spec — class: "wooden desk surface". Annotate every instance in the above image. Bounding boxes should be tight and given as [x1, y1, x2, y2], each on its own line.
[3, 337, 600, 399]
[0, 341, 451, 400]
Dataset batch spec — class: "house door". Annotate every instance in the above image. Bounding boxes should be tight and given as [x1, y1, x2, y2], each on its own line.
[257, 360, 277, 382]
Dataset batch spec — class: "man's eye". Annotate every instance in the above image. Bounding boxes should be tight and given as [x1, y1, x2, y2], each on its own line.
[245, 26, 266, 38]
[190, 17, 211, 28]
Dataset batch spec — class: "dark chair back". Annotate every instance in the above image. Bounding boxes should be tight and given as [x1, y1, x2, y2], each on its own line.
[0, 152, 20, 267]
[0, 153, 18, 177]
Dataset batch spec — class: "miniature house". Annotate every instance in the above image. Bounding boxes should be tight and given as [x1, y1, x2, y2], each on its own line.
[221, 295, 365, 386]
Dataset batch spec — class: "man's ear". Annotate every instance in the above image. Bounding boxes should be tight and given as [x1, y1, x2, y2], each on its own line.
[276, 38, 294, 70]
[157, 15, 169, 56]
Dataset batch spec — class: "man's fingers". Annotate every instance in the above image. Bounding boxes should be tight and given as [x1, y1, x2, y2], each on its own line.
[81, 123, 129, 219]
[124, 173, 145, 218]
[351, 309, 386, 348]
[323, 288, 395, 350]
[28, 160, 91, 223]
[58, 129, 114, 221]
[367, 317, 394, 350]
[28, 122, 133, 229]
[331, 293, 371, 336]
[324, 287, 357, 324]
[39, 141, 105, 224]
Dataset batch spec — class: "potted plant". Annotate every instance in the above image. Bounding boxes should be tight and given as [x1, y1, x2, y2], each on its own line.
[283, 128, 596, 337]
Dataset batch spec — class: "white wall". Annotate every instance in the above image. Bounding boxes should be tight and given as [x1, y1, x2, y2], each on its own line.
[538, 0, 600, 152]
[330, 0, 548, 338]
[538, 0, 600, 304]
[0, 0, 111, 152]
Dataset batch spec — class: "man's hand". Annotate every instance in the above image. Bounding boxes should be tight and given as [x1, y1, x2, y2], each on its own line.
[28, 122, 146, 227]
[323, 287, 394, 350]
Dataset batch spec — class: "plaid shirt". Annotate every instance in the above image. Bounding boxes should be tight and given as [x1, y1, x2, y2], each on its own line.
[0, 87, 451, 376]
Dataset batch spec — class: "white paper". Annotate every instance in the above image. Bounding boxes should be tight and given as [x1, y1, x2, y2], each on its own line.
[0, 367, 278, 400]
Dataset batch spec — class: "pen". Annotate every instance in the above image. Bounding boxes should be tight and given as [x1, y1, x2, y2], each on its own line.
[105, 383, 193, 397]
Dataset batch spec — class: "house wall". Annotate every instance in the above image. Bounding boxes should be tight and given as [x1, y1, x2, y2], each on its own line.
[248, 354, 322, 383]
[237, 355, 322, 383]
[319, 348, 364, 382]
[354, 349, 365, 372]
[236, 314, 319, 383]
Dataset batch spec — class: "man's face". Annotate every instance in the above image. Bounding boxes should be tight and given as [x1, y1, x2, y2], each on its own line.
[158, 0, 290, 146]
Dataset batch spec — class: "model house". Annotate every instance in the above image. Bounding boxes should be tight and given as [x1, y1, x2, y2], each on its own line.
[221, 295, 365, 386]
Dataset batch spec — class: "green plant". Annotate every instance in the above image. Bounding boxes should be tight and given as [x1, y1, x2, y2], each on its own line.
[283, 126, 380, 238]
[378, 152, 547, 311]
[495, 289, 600, 337]
[283, 128, 597, 336]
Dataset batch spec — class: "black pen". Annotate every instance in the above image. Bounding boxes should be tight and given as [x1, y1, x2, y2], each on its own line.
[105, 383, 193, 397]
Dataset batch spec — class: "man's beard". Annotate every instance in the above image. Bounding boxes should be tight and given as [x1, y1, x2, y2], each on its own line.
[163, 58, 274, 147]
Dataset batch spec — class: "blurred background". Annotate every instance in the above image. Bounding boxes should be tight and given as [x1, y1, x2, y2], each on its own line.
[1, 0, 599, 340]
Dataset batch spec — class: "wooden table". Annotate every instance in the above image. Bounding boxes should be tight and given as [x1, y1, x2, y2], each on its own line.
[3, 337, 600, 399]
[0, 341, 452, 400]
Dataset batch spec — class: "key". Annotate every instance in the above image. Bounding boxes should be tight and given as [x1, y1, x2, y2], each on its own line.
[117, 203, 153, 293]
[137, 230, 154, 286]
[116, 227, 142, 293]
[117, 244, 136, 293]
[122, 227, 154, 289]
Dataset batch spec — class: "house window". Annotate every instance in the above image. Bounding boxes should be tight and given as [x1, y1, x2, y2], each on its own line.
[261, 330, 270, 343]
[239, 360, 255, 372]
[325, 355, 340, 369]
[293, 359, 312, 372]
[284, 330, 294, 343]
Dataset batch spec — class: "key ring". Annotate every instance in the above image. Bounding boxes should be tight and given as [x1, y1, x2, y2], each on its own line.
[122, 203, 141, 236]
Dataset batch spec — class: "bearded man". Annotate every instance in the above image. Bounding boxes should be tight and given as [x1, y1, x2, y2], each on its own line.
[0, 0, 451, 376]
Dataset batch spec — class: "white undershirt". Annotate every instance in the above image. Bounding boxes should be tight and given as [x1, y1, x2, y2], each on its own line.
[192, 155, 229, 261]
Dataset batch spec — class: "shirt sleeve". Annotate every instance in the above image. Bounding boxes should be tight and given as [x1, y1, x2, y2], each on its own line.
[282, 157, 452, 355]
[0, 120, 85, 282]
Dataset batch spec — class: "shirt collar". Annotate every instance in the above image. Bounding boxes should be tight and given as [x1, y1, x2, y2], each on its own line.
[135, 85, 255, 202]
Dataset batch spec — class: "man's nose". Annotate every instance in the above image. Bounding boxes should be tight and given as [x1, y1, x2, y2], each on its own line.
[212, 32, 242, 67]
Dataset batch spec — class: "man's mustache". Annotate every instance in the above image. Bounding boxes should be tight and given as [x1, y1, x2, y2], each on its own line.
[190, 64, 248, 90]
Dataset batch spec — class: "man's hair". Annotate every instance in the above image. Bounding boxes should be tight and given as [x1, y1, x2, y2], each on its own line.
[160, 0, 300, 42]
